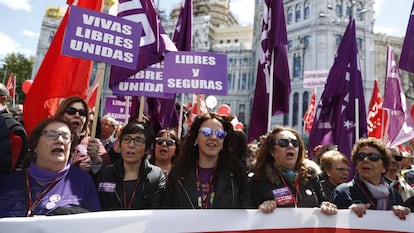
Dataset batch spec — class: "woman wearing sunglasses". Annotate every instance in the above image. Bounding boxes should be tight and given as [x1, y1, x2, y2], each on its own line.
[331, 138, 410, 220]
[0, 118, 100, 217]
[95, 121, 165, 210]
[251, 126, 337, 215]
[149, 129, 180, 179]
[54, 96, 110, 175]
[163, 112, 251, 208]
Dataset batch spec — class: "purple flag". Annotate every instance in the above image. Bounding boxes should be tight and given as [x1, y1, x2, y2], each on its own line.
[382, 46, 414, 147]
[399, 2, 414, 73]
[109, 0, 177, 88]
[248, 0, 291, 142]
[307, 19, 367, 159]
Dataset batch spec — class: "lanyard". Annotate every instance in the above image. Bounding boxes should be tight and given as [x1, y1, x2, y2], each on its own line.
[355, 178, 388, 210]
[195, 162, 216, 209]
[25, 169, 63, 217]
[277, 170, 299, 208]
[122, 179, 140, 209]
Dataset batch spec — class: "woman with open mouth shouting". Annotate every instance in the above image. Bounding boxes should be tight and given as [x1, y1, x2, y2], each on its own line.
[250, 126, 337, 215]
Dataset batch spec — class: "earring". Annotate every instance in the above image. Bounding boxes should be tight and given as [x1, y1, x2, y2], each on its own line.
[194, 142, 197, 147]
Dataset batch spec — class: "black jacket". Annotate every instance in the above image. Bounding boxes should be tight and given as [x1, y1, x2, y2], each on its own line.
[331, 175, 404, 210]
[163, 167, 252, 209]
[250, 171, 327, 208]
[96, 159, 165, 210]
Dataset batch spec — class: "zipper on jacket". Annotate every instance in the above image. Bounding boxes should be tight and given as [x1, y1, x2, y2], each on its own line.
[230, 173, 235, 208]
[178, 178, 196, 209]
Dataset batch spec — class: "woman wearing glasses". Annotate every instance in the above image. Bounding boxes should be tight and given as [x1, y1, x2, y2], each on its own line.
[149, 129, 180, 179]
[331, 138, 411, 220]
[332, 138, 410, 220]
[95, 121, 166, 210]
[0, 118, 100, 217]
[163, 112, 251, 208]
[251, 126, 337, 215]
[54, 96, 110, 174]
[319, 150, 350, 200]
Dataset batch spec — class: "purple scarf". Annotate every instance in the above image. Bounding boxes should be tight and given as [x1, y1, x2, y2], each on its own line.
[29, 161, 70, 184]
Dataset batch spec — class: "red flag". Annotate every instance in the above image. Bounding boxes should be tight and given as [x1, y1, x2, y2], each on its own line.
[5, 73, 15, 100]
[23, 0, 103, 134]
[303, 89, 316, 135]
[367, 80, 386, 139]
[187, 94, 207, 126]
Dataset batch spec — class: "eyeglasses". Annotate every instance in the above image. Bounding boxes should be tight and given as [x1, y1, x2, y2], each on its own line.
[65, 107, 88, 117]
[392, 155, 403, 162]
[356, 152, 382, 162]
[334, 167, 350, 173]
[122, 136, 146, 146]
[43, 130, 73, 143]
[199, 127, 227, 140]
[276, 138, 299, 148]
[155, 137, 175, 146]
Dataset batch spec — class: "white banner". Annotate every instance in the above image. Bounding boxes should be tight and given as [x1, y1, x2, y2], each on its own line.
[303, 70, 329, 88]
[0, 208, 413, 233]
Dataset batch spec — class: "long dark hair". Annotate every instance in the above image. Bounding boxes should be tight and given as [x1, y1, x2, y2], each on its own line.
[173, 112, 245, 183]
[23, 118, 73, 168]
[149, 128, 180, 165]
[54, 96, 90, 137]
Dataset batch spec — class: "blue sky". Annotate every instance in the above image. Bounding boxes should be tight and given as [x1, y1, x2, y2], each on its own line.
[0, 0, 411, 61]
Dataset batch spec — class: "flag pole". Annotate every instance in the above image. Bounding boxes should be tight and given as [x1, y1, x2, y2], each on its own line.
[91, 62, 106, 138]
[124, 96, 130, 124]
[138, 96, 145, 122]
[197, 94, 201, 115]
[355, 98, 359, 140]
[12, 75, 16, 108]
[178, 93, 185, 139]
[267, 51, 275, 133]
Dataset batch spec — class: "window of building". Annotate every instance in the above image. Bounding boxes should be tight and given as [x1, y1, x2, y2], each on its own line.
[302, 91, 309, 118]
[357, 38, 363, 50]
[335, 34, 342, 45]
[241, 73, 247, 90]
[304, 1, 310, 19]
[335, 3, 343, 17]
[293, 54, 302, 78]
[293, 93, 299, 127]
[288, 40, 293, 51]
[303, 35, 310, 48]
[295, 5, 302, 22]
[287, 7, 293, 24]
[227, 74, 232, 91]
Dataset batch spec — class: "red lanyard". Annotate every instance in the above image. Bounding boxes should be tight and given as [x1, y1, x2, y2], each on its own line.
[195, 162, 216, 209]
[277, 170, 299, 208]
[122, 179, 140, 209]
[355, 178, 388, 210]
[25, 169, 63, 217]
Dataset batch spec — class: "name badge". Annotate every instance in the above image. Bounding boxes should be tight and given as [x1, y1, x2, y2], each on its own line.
[272, 187, 295, 206]
[98, 182, 117, 192]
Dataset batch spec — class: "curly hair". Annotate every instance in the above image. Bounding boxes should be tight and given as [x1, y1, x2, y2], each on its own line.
[173, 112, 245, 182]
[23, 118, 73, 168]
[351, 137, 391, 170]
[253, 125, 311, 183]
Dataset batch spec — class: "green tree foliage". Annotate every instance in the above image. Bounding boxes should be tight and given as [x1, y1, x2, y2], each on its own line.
[0, 53, 34, 103]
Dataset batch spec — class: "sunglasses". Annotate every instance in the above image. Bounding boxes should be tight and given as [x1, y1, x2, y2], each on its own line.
[43, 130, 73, 143]
[276, 138, 299, 148]
[393, 155, 403, 162]
[155, 137, 175, 146]
[356, 152, 382, 162]
[65, 107, 88, 117]
[199, 127, 227, 140]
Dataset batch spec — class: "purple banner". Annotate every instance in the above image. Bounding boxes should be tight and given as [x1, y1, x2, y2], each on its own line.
[163, 51, 227, 95]
[62, 6, 142, 69]
[112, 62, 175, 99]
[103, 96, 132, 123]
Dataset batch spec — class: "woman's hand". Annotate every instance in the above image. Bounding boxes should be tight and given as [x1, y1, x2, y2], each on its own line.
[319, 201, 337, 215]
[349, 203, 370, 217]
[259, 200, 277, 214]
[392, 205, 411, 220]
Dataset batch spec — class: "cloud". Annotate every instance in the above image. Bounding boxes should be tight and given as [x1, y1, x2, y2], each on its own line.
[373, 25, 403, 37]
[21, 30, 39, 38]
[0, 32, 35, 59]
[0, 0, 31, 12]
[373, 0, 384, 17]
[230, 0, 254, 25]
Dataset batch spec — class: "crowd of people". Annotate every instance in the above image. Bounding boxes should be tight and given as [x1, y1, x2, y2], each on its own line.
[0, 84, 414, 222]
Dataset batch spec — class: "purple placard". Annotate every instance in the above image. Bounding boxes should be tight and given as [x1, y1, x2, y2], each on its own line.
[112, 61, 175, 99]
[103, 96, 132, 123]
[62, 6, 142, 69]
[163, 51, 227, 95]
